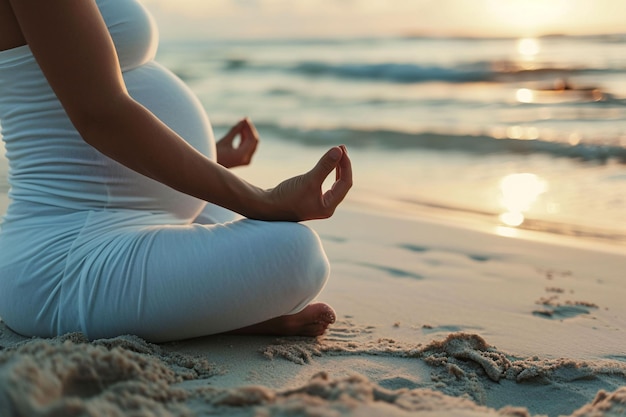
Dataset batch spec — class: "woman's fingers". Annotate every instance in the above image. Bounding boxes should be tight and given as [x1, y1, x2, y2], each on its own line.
[241, 117, 260, 142]
[221, 119, 245, 144]
[308, 145, 353, 212]
[240, 119, 259, 155]
[267, 145, 352, 221]
[221, 117, 255, 145]
[310, 146, 343, 183]
[216, 118, 260, 168]
[322, 145, 352, 210]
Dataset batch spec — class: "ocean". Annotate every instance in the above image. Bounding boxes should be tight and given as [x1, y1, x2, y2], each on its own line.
[3, 34, 626, 245]
[156, 34, 626, 245]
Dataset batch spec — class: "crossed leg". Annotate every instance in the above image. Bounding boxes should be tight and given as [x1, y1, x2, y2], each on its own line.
[228, 302, 336, 337]
[195, 203, 337, 338]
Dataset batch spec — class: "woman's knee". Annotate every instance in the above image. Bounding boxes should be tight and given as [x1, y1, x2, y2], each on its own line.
[284, 222, 330, 296]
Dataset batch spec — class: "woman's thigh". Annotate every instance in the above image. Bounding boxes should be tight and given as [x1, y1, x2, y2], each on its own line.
[69, 218, 330, 342]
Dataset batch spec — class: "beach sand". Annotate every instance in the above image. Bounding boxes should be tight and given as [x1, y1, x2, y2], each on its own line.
[0, 198, 625, 416]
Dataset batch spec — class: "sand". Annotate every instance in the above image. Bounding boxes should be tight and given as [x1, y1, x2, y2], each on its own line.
[0, 201, 625, 416]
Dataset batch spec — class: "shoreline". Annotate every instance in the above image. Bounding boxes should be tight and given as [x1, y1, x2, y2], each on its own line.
[342, 196, 626, 257]
[225, 133, 626, 255]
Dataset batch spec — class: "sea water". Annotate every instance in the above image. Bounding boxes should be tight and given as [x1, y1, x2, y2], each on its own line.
[1, 35, 625, 245]
[152, 35, 626, 243]
[155, 34, 626, 245]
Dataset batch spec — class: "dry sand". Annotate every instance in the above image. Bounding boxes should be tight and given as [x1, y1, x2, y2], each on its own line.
[0, 202, 625, 416]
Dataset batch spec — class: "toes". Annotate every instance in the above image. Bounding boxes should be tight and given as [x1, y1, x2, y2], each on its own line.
[308, 302, 336, 325]
[286, 303, 335, 336]
[320, 307, 336, 325]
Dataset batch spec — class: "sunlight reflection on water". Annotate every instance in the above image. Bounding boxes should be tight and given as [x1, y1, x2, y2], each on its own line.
[499, 173, 548, 227]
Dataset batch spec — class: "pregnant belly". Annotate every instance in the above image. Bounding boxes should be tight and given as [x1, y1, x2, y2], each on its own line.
[104, 61, 217, 221]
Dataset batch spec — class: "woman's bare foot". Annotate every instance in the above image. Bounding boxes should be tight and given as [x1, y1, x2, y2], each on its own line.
[228, 303, 336, 337]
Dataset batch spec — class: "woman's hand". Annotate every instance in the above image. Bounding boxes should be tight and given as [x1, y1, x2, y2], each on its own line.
[216, 118, 259, 168]
[263, 145, 352, 221]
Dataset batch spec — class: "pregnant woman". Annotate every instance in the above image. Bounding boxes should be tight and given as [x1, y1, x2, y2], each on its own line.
[0, 0, 352, 342]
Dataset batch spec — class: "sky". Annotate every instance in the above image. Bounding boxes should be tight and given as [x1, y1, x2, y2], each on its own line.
[142, 0, 626, 40]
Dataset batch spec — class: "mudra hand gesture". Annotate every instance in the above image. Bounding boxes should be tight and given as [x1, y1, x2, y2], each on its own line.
[266, 145, 352, 221]
[217, 118, 352, 222]
[216, 118, 259, 169]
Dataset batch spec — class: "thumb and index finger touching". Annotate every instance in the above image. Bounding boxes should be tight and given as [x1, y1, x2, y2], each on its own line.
[310, 145, 353, 210]
[221, 120, 243, 145]
[220, 119, 259, 159]
[223, 117, 257, 137]
[224, 118, 353, 215]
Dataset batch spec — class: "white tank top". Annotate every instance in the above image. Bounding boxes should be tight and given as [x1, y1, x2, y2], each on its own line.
[0, 0, 215, 222]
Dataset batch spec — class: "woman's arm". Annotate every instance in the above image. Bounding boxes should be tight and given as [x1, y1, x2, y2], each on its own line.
[9, 0, 351, 221]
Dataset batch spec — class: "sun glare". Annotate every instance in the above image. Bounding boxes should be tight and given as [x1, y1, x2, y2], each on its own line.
[499, 173, 547, 227]
[516, 88, 534, 103]
[517, 38, 540, 57]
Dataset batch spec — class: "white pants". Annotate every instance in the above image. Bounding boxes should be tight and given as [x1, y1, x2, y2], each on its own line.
[0, 202, 329, 342]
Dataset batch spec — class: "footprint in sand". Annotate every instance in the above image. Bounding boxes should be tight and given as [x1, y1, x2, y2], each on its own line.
[398, 243, 496, 263]
[532, 304, 595, 320]
[532, 271, 598, 320]
[354, 261, 424, 280]
[532, 297, 599, 320]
